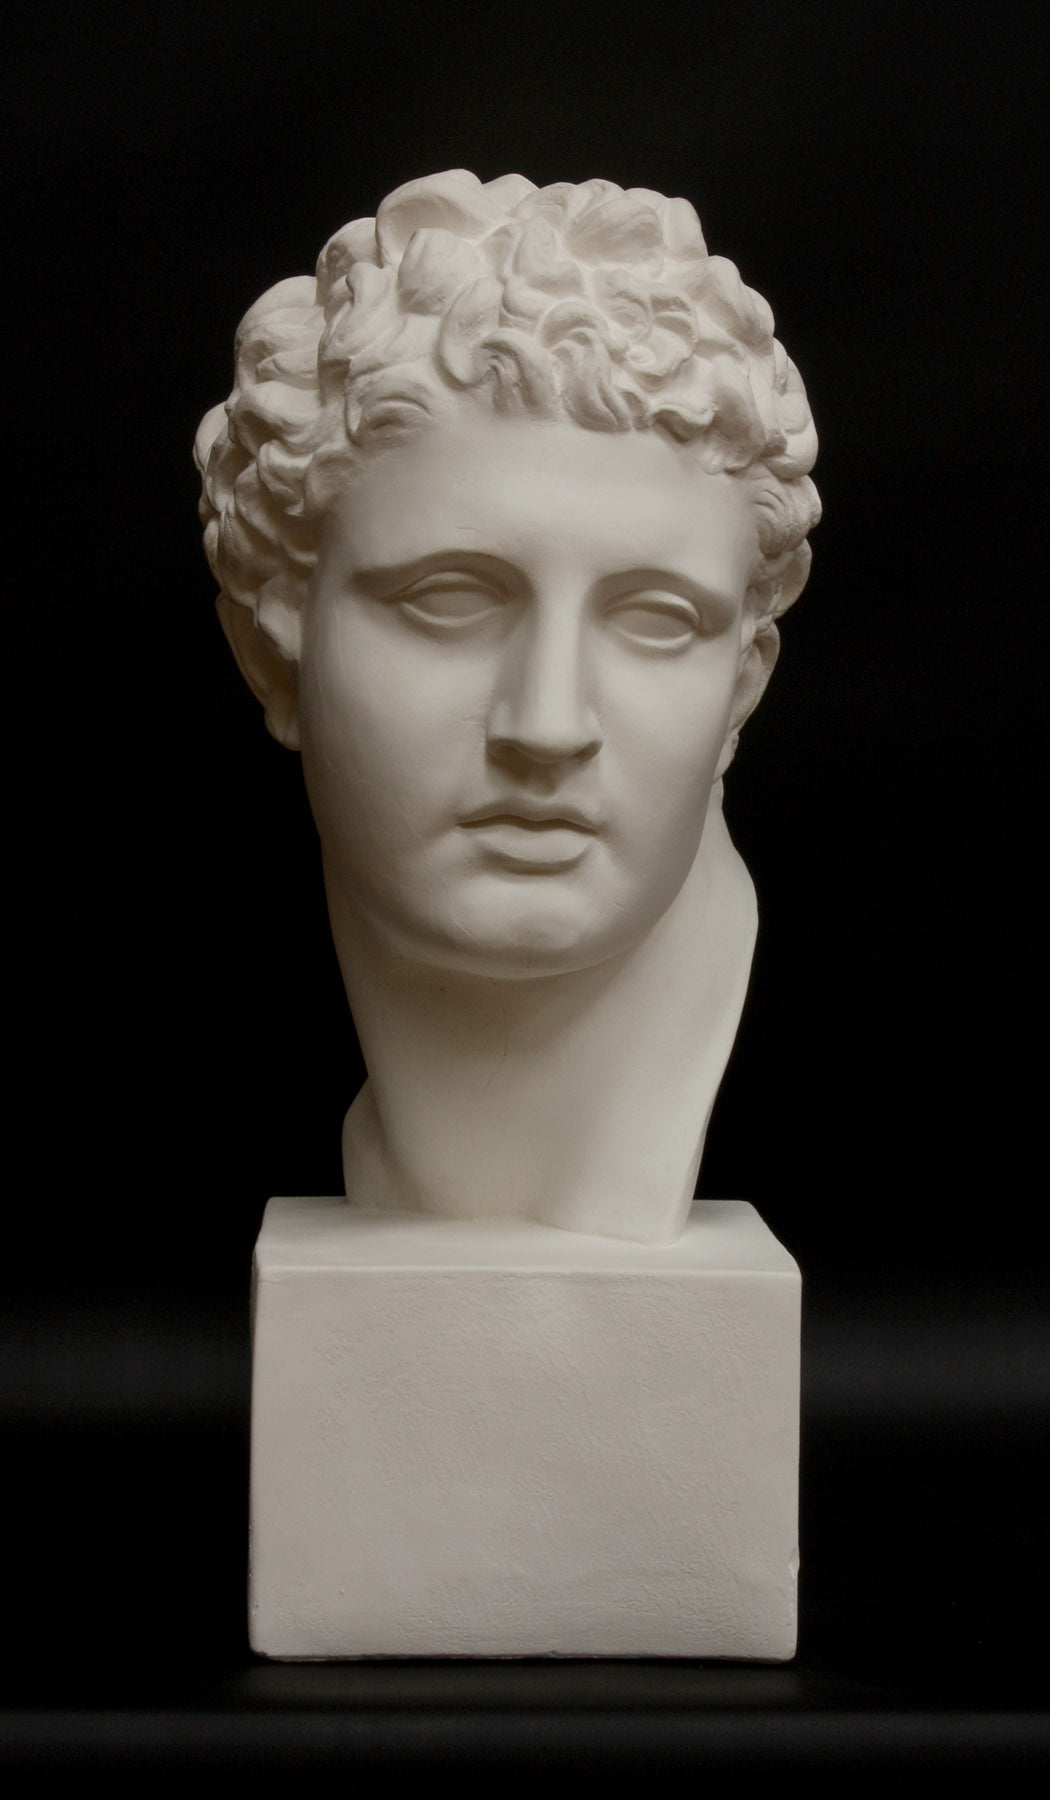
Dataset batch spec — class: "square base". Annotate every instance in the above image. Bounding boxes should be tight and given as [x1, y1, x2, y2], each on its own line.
[250, 1200, 800, 1658]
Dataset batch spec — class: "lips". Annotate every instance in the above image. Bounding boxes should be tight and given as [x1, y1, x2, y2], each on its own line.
[459, 801, 599, 870]
[460, 801, 599, 833]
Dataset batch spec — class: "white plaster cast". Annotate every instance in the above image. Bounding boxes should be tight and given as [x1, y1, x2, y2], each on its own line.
[250, 1199, 801, 1659]
[196, 171, 820, 1245]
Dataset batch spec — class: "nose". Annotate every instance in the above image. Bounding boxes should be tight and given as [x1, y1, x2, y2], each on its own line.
[486, 603, 602, 768]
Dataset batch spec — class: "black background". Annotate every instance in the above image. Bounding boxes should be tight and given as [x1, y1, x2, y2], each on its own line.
[6, 0, 1048, 1778]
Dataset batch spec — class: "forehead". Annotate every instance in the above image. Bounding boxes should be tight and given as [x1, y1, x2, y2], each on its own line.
[319, 412, 760, 595]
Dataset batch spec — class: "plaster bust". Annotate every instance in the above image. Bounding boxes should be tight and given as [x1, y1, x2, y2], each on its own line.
[196, 171, 820, 1243]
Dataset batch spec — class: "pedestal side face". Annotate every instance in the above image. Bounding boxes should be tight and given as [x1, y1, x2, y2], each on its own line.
[250, 1201, 801, 1659]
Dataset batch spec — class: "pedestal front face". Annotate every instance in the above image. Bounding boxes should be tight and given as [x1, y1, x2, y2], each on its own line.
[249, 1200, 801, 1660]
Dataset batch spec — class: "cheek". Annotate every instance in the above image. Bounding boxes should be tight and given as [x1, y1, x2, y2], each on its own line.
[299, 644, 387, 845]
[679, 646, 745, 773]
[302, 608, 396, 769]
[303, 603, 483, 774]
[608, 656, 739, 797]
[300, 652, 468, 870]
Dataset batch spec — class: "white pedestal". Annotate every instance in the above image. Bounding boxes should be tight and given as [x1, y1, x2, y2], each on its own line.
[249, 1199, 801, 1659]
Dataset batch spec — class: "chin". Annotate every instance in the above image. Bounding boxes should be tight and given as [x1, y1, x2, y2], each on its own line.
[412, 894, 662, 982]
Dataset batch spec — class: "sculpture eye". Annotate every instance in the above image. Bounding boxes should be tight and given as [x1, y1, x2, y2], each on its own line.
[606, 593, 702, 651]
[398, 575, 505, 629]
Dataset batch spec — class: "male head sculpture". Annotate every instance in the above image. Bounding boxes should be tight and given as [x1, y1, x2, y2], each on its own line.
[197, 170, 820, 1243]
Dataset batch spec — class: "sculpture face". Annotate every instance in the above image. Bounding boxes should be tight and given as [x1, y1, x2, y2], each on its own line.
[298, 410, 758, 979]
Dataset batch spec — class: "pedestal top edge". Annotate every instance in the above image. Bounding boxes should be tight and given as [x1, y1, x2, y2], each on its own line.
[254, 1198, 799, 1277]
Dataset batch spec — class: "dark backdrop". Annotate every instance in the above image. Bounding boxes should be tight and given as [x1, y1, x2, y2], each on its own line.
[6, 0, 1047, 1772]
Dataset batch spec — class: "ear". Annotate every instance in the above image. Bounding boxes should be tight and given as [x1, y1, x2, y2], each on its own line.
[714, 618, 780, 780]
[218, 591, 303, 751]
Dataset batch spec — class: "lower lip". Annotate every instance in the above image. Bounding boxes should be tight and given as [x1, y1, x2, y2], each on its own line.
[464, 821, 595, 870]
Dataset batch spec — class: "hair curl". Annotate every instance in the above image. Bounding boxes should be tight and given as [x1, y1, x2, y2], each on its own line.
[196, 171, 820, 753]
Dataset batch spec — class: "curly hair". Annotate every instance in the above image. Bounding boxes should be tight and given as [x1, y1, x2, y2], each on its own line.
[196, 171, 820, 750]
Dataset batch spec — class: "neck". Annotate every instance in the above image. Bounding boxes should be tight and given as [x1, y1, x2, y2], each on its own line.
[327, 794, 756, 1244]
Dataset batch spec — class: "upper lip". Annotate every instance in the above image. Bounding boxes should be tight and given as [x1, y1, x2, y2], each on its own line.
[460, 799, 599, 832]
